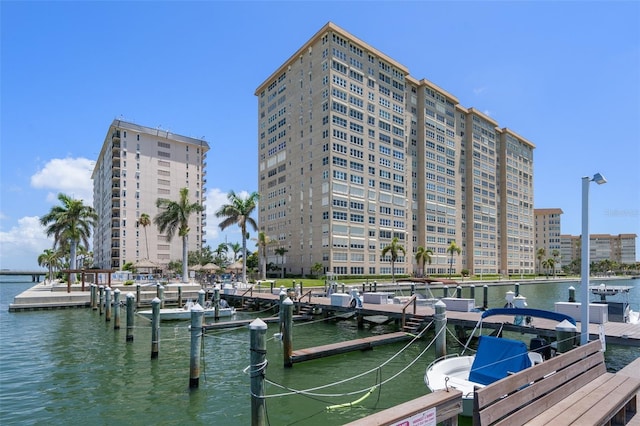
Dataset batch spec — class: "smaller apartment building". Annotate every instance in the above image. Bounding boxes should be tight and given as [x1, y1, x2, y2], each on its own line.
[534, 208, 563, 273]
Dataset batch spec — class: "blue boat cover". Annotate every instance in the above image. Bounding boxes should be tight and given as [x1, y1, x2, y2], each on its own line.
[469, 335, 532, 386]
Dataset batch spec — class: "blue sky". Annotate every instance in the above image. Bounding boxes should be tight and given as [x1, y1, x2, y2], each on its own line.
[1, 1, 639, 270]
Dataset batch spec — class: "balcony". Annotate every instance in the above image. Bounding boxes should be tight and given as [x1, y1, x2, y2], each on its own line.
[112, 192, 120, 199]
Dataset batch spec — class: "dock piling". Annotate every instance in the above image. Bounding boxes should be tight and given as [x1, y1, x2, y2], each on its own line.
[249, 318, 267, 426]
[90, 284, 97, 310]
[483, 285, 489, 310]
[443, 286, 448, 298]
[99, 285, 104, 315]
[435, 300, 447, 358]
[556, 320, 578, 353]
[126, 293, 134, 342]
[515, 282, 520, 297]
[158, 285, 165, 308]
[283, 297, 294, 368]
[568, 286, 576, 303]
[214, 285, 220, 320]
[151, 297, 160, 359]
[113, 289, 121, 330]
[197, 289, 205, 308]
[105, 287, 112, 322]
[178, 285, 183, 306]
[470, 284, 475, 301]
[136, 284, 141, 308]
[189, 303, 204, 389]
[456, 286, 462, 298]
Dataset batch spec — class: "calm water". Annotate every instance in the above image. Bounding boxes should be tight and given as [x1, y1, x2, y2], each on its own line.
[1, 276, 638, 425]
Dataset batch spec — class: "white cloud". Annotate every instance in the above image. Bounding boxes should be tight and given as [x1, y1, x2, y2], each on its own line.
[31, 157, 95, 205]
[0, 216, 52, 270]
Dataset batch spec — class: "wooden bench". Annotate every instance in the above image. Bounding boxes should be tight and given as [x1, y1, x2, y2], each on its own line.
[473, 340, 640, 425]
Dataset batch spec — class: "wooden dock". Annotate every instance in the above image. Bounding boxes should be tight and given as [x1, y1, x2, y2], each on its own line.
[224, 290, 640, 347]
[202, 315, 309, 331]
[290, 331, 412, 363]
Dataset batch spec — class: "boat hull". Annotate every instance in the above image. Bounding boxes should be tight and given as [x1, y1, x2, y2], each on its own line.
[425, 355, 476, 416]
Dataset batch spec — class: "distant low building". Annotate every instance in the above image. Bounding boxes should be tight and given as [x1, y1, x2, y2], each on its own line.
[534, 208, 563, 274]
[560, 233, 637, 266]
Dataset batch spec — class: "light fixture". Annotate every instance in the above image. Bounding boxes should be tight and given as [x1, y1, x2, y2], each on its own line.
[580, 172, 607, 345]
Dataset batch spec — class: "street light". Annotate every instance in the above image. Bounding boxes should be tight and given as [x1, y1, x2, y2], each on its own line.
[580, 172, 607, 345]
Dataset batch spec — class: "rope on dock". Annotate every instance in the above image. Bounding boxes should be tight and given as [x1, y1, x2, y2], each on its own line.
[259, 320, 442, 399]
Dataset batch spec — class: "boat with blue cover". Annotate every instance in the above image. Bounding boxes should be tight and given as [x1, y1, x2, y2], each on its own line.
[424, 307, 576, 416]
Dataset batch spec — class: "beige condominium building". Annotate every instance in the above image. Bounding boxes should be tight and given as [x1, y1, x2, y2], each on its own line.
[561, 233, 637, 266]
[534, 208, 564, 274]
[92, 119, 209, 270]
[254, 22, 535, 278]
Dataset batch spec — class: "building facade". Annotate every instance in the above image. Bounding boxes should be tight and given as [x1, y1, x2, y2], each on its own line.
[254, 22, 535, 278]
[534, 208, 563, 273]
[560, 233, 637, 266]
[92, 120, 209, 270]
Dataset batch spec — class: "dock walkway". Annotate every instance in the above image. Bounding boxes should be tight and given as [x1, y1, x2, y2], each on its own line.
[227, 290, 640, 347]
[290, 331, 412, 363]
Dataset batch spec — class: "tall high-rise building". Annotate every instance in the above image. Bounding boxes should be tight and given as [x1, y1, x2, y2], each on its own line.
[534, 208, 564, 273]
[254, 22, 535, 278]
[92, 119, 209, 269]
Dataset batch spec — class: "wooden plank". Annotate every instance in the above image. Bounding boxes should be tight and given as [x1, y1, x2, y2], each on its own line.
[475, 340, 603, 408]
[291, 332, 411, 363]
[571, 376, 640, 426]
[344, 390, 462, 426]
[486, 355, 607, 426]
[619, 357, 640, 380]
[486, 364, 608, 426]
[521, 373, 617, 426]
[202, 315, 307, 330]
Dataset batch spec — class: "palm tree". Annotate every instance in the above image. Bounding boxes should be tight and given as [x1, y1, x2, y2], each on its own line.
[381, 237, 406, 283]
[154, 187, 204, 283]
[213, 243, 229, 266]
[415, 246, 433, 277]
[227, 242, 242, 262]
[274, 247, 288, 279]
[139, 213, 151, 260]
[446, 241, 462, 278]
[551, 249, 560, 277]
[536, 248, 546, 276]
[311, 262, 324, 278]
[215, 191, 259, 284]
[40, 193, 97, 284]
[38, 248, 61, 284]
[254, 231, 273, 280]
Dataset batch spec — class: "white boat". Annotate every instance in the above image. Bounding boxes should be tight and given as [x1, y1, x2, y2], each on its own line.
[137, 300, 236, 321]
[424, 307, 576, 416]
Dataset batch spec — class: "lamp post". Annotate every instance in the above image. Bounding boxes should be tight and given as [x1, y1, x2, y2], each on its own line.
[580, 172, 607, 345]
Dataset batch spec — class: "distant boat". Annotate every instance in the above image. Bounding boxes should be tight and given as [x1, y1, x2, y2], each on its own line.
[137, 300, 235, 321]
[424, 307, 575, 416]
